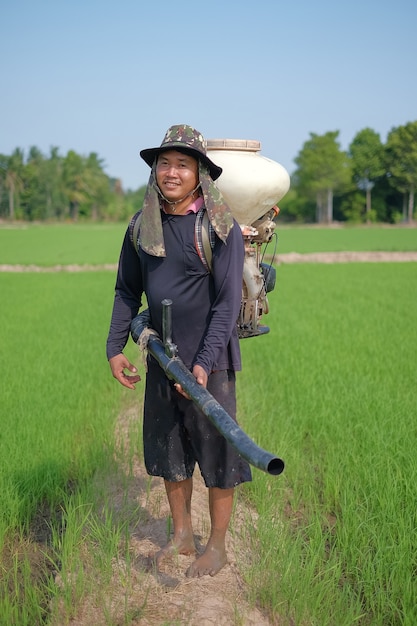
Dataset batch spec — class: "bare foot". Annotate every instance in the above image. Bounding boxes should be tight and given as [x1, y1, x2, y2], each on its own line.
[185, 544, 227, 578]
[152, 534, 196, 569]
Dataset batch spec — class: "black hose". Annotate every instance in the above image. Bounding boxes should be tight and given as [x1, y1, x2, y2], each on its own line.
[131, 311, 284, 476]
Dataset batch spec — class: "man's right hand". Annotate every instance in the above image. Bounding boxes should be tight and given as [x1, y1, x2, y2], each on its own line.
[109, 354, 141, 390]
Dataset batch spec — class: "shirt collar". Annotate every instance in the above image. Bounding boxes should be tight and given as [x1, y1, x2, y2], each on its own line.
[186, 195, 204, 214]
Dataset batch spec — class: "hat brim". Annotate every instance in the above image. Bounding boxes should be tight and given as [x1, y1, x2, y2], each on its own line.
[140, 146, 222, 181]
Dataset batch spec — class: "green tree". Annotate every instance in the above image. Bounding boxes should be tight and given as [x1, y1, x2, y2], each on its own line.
[44, 147, 66, 219]
[0, 146, 140, 222]
[349, 128, 385, 223]
[83, 152, 110, 220]
[4, 148, 24, 219]
[23, 146, 48, 220]
[106, 177, 130, 221]
[62, 150, 88, 221]
[122, 185, 147, 221]
[294, 131, 351, 223]
[385, 121, 417, 222]
[277, 186, 316, 223]
[0, 154, 7, 216]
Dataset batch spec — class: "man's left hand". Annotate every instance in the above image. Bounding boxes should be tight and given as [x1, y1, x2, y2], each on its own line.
[174, 364, 208, 398]
[191, 364, 208, 388]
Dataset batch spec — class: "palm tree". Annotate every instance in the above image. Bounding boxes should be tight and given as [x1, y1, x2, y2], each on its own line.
[5, 148, 24, 219]
[84, 152, 110, 220]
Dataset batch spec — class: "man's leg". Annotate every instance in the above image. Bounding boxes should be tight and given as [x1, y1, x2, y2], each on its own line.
[186, 486, 234, 577]
[155, 478, 196, 566]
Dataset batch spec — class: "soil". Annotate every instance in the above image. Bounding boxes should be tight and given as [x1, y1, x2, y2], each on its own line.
[276, 251, 417, 264]
[50, 406, 272, 626]
[1, 251, 417, 274]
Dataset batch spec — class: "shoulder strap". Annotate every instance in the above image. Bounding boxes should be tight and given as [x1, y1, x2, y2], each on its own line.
[129, 208, 215, 272]
[195, 207, 215, 273]
[128, 210, 142, 254]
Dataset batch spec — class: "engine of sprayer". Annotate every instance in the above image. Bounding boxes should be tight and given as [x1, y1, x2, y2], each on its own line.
[207, 139, 290, 339]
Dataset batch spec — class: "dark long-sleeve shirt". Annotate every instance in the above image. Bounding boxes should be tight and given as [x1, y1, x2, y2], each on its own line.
[106, 209, 244, 374]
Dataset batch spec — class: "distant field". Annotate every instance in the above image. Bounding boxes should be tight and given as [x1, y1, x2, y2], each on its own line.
[0, 222, 416, 266]
[275, 224, 417, 253]
[0, 223, 127, 266]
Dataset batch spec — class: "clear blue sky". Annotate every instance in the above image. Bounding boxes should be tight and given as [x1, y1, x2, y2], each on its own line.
[2, 0, 416, 190]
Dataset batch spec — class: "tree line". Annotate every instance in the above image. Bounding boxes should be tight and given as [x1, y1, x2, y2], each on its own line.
[0, 147, 145, 223]
[1, 120, 416, 224]
[281, 120, 417, 223]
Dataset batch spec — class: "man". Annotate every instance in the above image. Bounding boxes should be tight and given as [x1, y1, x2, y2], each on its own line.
[106, 125, 252, 578]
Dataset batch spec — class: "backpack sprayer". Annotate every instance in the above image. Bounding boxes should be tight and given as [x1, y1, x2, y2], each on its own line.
[131, 139, 290, 474]
[207, 139, 290, 339]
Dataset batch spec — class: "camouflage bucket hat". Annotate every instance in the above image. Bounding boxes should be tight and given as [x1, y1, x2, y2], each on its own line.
[138, 125, 234, 258]
[140, 124, 223, 181]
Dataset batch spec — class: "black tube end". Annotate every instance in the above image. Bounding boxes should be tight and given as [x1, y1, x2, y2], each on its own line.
[267, 458, 285, 476]
[130, 309, 151, 343]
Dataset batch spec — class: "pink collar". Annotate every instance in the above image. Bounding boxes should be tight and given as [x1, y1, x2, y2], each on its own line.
[186, 196, 204, 214]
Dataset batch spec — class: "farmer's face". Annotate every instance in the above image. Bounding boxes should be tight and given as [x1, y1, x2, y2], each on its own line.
[156, 150, 199, 202]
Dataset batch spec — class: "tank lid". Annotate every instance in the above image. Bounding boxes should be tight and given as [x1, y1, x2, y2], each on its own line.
[207, 139, 261, 152]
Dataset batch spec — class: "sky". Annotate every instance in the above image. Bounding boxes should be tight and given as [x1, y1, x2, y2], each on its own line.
[2, 0, 417, 191]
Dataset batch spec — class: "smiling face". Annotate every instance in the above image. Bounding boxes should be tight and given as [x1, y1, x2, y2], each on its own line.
[156, 149, 199, 208]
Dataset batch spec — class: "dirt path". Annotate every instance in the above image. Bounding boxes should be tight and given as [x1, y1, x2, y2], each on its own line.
[53, 406, 270, 626]
[276, 250, 417, 263]
[1, 251, 417, 274]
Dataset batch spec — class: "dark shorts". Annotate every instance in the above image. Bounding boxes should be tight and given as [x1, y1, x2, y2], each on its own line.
[143, 358, 252, 489]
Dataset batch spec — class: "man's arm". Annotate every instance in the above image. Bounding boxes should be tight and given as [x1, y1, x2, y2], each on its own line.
[106, 228, 144, 388]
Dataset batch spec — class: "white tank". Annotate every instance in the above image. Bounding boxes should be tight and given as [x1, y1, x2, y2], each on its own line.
[207, 139, 290, 226]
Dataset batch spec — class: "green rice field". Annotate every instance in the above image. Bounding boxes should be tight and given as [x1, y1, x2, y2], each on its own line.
[0, 222, 416, 266]
[0, 223, 416, 624]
